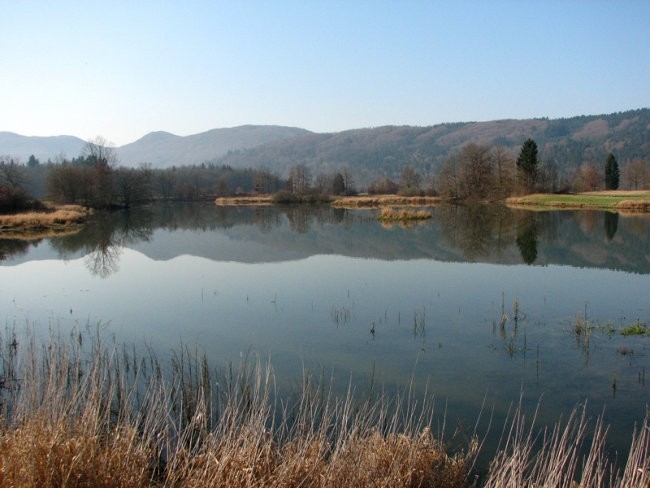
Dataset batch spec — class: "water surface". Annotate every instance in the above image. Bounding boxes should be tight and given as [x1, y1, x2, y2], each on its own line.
[2, 203, 649, 459]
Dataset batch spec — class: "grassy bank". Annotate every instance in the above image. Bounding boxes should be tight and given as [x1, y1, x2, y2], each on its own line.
[0, 329, 647, 487]
[507, 191, 650, 212]
[332, 195, 442, 208]
[215, 195, 275, 206]
[378, 207, 433, 223]
[214, 194, 442, 208]
[0, 205, 90, 238]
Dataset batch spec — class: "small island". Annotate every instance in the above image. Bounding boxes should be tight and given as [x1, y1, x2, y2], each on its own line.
[0, 205, 90, 239]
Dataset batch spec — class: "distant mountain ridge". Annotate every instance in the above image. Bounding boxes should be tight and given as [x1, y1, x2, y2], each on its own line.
[115, 125, 312, 167]
[214, 109, 650, 184]
[0, 125, 312, 167]
[1, 110, 648, 181]
[0, 132, 86, 162]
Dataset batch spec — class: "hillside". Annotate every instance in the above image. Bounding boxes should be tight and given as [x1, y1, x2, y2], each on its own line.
[215, 109, 650, 184]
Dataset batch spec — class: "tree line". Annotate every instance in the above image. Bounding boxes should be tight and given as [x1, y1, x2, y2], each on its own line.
[1, 136, 648, 214]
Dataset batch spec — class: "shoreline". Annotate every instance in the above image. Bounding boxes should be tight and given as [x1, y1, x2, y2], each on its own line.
[215, 191, 650, 212]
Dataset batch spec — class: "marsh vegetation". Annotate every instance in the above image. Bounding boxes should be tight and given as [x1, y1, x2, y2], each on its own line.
[0, 329, 648, 487]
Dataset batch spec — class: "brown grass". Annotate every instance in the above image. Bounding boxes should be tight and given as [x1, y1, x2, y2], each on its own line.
[378, 207, 433, 223]
[215, 196, 275, 206]
[0, 330, 475, 488]
[0, 205, 89, 237]
[332, 195, 442, 208]
[1, 329, 648, 487]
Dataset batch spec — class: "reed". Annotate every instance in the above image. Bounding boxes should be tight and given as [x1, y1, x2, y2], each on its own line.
[1, 328, 648, 487]
[482, 401, 649, 487]
[0, 328, 475, 487]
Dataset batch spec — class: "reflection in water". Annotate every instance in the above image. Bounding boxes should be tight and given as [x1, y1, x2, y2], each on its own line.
[48, 208, 154, 277]
[0, 239, 30, 262]
[605, 212, 619, 241]
[436, 204, 520, 260]
[516, 216, 538, 265]
[2, 203, 650, 273]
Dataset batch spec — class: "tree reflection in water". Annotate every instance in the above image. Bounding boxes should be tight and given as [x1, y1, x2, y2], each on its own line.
[3, 203, 650, 274]
[604, 212, 619, 241]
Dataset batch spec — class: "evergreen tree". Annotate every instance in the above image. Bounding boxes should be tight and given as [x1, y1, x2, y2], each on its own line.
[605, 153, 620, 190]
[516, 138, 539, 192]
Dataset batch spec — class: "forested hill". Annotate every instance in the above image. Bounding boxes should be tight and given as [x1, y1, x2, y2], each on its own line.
[215, 109, 650, 185]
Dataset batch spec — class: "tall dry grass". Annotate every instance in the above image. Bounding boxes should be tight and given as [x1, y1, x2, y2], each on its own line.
[482, 399, 649, 487]
[0, 329, 475, 487]
[0, 205, 89, 235]
[1, 328, 647, 487]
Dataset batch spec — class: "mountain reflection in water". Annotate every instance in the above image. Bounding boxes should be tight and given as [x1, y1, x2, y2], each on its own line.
[2, 203, 648, 275]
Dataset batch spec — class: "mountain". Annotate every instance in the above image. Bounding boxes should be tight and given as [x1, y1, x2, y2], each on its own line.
[214, 109, 650, 184]
[0, 126, 312, 168]
[0, 132, 86, 162]
[2, 110, 648, 178]
[115, 125, 312, 168]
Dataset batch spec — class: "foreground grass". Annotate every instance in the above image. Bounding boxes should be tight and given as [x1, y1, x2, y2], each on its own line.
[0, 205, 89, 238]
[0, 330, 474, 488]
[0, 329, 647, 487]
[506, 191, 650, 212]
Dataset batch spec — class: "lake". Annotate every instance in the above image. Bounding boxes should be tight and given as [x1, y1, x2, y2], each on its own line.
[1, 203, 649, 462]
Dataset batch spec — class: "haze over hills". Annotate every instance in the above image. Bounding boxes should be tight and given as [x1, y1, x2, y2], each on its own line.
[115, 125, 312, 168]
[1, 109, 649, 184]
[0, 132, 86, 162]
[0, 125, 311, 167]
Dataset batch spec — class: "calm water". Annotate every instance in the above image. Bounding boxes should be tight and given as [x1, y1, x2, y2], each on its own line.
[2, 203, 649, 458]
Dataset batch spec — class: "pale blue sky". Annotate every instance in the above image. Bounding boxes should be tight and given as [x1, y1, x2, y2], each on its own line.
[2, 1, 649, 145]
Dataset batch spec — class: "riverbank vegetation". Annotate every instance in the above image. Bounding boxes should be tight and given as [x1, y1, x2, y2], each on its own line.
[0, 329, 648, 487]
[507, 191, 650, 211]
[0, 204, 89, 238]
[3, 135, 650, 237]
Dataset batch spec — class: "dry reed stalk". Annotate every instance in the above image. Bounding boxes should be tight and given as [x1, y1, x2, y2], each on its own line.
[3, 328, 646, 487]
[483, 400, 649, 488]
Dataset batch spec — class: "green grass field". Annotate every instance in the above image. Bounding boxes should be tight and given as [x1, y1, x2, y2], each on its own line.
[507, 191, 650, 211]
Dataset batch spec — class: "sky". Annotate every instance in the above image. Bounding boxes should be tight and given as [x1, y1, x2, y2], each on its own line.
[1, 0, 649, 146]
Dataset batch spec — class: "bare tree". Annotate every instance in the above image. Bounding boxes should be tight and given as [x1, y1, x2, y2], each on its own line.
[459, 143, 494, 200]
[83, 136, 118, 207]
[288, 164, 311, 195]
[623, 159, 648, 190]
[398, 165, 421, 195]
